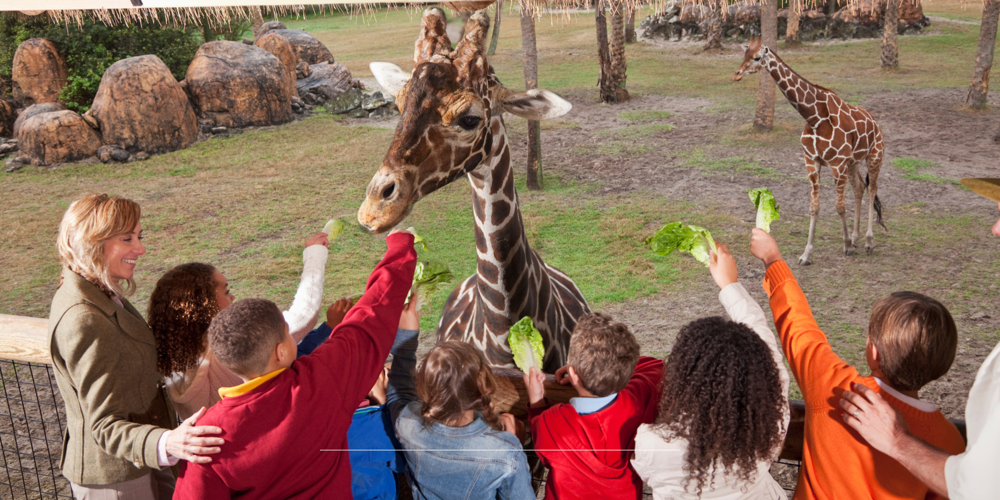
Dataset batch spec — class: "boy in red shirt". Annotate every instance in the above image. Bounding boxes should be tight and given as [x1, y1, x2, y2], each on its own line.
[174, 230, 415, 499]
[524, 313, 662, 500]
[749, 228, 965, 499]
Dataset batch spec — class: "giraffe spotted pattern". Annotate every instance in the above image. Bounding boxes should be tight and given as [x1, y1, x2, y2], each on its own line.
[734, 36, 885, 265]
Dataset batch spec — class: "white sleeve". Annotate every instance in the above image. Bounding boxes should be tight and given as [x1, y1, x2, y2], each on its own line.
[944, 348, 1000, 500]
[283, 244, 329, 342]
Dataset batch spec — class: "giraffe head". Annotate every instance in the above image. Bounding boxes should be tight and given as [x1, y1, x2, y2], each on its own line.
[732, 35, 772, 81]
[358, 8, 572, 233]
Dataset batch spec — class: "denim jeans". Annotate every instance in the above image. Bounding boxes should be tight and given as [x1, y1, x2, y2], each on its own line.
[396, 402, 535, 500]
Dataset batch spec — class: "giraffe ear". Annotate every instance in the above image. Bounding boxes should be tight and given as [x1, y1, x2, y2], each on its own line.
[741, 44, 749, 51]
[502, 89, 572, 120]
[370, 62, 411, 98]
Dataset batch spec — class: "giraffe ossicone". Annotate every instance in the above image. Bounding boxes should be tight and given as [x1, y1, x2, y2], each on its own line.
[359, 8, 591, 372]
[734, 35, 885, 265]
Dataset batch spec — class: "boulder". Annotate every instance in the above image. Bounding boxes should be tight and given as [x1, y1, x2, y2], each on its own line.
[898, 0, 927, 26]
[255, 32, 300, 99]
[296, 61, 355, 105]
[184, 41, 294, 129]
[256, 20, 286, 39]
[361, 91, 393, 111]
[0, 100, 17, 137]
[17, 110, 101, 166]
[270, 29, 335, 65]
[96, 144, 130, 163]
[326, 88, 364, 115]
[87, 55, 198, 155]
[11, 38, 68, 106]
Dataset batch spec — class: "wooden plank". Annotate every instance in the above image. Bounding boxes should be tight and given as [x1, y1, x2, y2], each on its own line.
[0, 314, 51, 365]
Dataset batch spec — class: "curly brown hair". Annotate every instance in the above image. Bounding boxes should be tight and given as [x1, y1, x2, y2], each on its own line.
[652, 316, 786, 496]
[148, 263, 220, 375]
[415, 341, 504, 431]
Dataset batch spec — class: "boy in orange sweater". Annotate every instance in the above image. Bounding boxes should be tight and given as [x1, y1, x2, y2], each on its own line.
[749, 228, 965, 500]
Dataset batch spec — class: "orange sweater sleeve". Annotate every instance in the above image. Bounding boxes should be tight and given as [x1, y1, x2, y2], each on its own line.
[763, 261, 862, 407]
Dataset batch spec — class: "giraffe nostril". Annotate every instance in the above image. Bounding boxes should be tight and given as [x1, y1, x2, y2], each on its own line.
[381, 182, 397, 200]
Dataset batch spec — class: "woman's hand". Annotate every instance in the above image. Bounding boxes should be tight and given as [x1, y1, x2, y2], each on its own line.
[501, 413, 526, 443]
[709, 243, 738, 290]
[522, 367, 546, 408]
[388, 226, 415, 237]
[305, 232, 330, 248]
[325, 297, 354, 328]
[166, 407, 224, 464]
[749, 228, 783, 268]
[399, 292, 420, 330]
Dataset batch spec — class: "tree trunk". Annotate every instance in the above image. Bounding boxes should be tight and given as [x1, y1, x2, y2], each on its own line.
[967, 0, 1000, 107]
[881, 0, 899, 69]
[596, 4, 620, 103]
[521, 4, 543, 190]
[754, 0, 778, 131]
[252, 8, 264, 40]
[488, 0, 503, 56]
[786, 0, 802, 45]
[609, 5, 629, 99]
[625, 7, 636, 43]
[702, 0, 723, 50]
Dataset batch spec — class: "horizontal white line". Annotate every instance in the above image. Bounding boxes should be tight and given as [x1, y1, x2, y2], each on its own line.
[320, 449, 644, 452]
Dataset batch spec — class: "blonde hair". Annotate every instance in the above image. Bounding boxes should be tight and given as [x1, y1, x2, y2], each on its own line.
[57, 193, 142, 297]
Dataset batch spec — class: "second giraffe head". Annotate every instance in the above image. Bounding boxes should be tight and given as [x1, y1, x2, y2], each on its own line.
[733, 35, 772, 81]
[358, 8, 572, 234]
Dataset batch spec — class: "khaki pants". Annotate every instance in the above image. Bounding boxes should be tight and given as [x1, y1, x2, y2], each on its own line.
[70, 468, 174, 500]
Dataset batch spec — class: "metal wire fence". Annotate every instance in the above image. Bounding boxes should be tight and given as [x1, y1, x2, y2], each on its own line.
[0, 360, 73, 499]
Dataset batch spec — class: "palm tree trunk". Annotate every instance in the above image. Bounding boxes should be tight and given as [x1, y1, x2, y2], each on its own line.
[881, 0, 899, 69]
[521, 4, 543, 190]
[754, 0, 778, 131]
[609, 5, 629, 101]
[702, 0, 723, 50]
[967, 0, 1000, 107]
[488, 0, 504, 56]
[252, 7, 264, 40]
[625, 7, 636, 43]
[786, 0, 802, 45]
[596, 3, 626, 103]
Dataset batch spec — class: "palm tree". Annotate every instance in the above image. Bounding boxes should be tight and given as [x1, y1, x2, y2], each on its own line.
[786, 0, 802, 45]
[610, 4, 629, 94]
[702, 0, 724, 50]
[488, 0, 503, 56]
[626, 8, 637, 43]
[967, 0, 1000, 107]
[754, 0, 778, 130]
[520, 2, 544, 189]
[881, 0, 899, 69]
[596, 1, 629, 102]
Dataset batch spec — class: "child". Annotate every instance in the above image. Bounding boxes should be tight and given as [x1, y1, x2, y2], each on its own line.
[148, 232, 333, 420]
[173, 229, 416, 499]
[749, 228, 965, 499]
[395, 341, 533, 500]
[631, 243, 790, 499]
[523, 312, 663, 500]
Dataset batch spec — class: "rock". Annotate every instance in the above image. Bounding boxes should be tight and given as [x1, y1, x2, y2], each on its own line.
[361, 91, 393, 111]
[211, 126, 228, 134]
[270, 29, 335, 65]
[88, 55, 198, 154]
[256, 20, 286, 39]
[17, 110, 102, 166]
[185, 41, 294, 129]
[0, 142, 17, 155]
[5, 138, 15, 144]
[348, 108, 368, 118]
[255, 32, 300, 98]
[295, 61, 311, 79]
[0, 99, 16, 137]
[96, 144, 131, 163]
[326, 88, 364, 114]
[110, 147, 130, 162]
[296, 61, 355, 105]
[134, 151, 150, 161]
[14, 103, 67, 138]
[11, 38, 68, 106]
[242, 37, 253, 45]
[369, 105, 397, 119]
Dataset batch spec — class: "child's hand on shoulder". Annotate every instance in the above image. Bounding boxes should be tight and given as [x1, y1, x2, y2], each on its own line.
[306, 232, 330, 248]
[749, 228, 783, 268]
[523, 367, 546, 408]
[325, 297, 353, 328]
[399, 292, 419, 330]
[709, 243, 738, 290]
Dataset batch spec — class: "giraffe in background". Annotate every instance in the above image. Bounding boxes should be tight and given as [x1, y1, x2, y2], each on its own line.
[358, 8, 590, 372]
[734, 35, 885, 265]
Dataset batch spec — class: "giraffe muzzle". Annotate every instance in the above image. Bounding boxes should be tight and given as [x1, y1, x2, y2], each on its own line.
[358, 175, 413, 233]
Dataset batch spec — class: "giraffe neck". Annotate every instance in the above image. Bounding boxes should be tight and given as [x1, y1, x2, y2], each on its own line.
[766, 53, 827, 127]
[466, 116, 539, 334]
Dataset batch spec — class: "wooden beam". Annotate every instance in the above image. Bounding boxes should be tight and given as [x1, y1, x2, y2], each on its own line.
[0, 314, 51, 365]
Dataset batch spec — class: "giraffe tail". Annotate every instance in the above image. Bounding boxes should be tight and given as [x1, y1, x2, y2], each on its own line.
[865, 173, 887, 230]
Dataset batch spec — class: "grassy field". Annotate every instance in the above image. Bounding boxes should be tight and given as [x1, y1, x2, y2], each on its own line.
[2, 1, 998, 407]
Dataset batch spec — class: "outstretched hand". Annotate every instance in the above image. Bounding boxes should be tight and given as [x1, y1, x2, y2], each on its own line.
[709, 243, 738, 290]
[522, 367, 546, 408]
[325, 298, 354, 328]
[749, 228, 783, 268]
[839, 383, 910, 456]
[399, 291, 420, 331]
[166, 407, 224, 464]
[305, 232, 330, 248]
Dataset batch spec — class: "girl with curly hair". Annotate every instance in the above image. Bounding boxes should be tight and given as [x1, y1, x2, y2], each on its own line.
[148, 232, 340, 420]
[394, 341, 533, 499]
[632, 243, 789, 499]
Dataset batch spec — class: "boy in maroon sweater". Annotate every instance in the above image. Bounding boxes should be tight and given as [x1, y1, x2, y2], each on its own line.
[524, 313, 663, 500]
[174, 231, 416, 499]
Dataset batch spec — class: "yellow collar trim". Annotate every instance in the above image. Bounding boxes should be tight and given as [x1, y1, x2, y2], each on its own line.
[218, 368, 286, 399]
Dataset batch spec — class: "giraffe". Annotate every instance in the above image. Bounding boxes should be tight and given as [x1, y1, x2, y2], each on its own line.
[358, 8, 591, 372]
[733, 35, 885, 265]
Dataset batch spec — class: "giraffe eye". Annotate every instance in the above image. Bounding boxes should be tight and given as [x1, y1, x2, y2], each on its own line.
[457, 116, 481, 131]
[754, 56, 761, 61]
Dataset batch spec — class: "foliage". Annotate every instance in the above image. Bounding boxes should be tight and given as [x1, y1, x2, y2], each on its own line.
[646, 222, 717, 267]
[0, 13, 200, 112]
[748, 187, 780, 233]
[508, 316, 544, 373]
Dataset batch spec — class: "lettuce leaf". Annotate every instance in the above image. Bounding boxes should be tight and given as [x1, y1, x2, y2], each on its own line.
[322, 219, 347, 239]
[413, 232, 429, 252]
[748, 188, 780, 233]
[508, 316, 544, 373]
[645, 222, 718, 267]
[410, 260, 454, 310]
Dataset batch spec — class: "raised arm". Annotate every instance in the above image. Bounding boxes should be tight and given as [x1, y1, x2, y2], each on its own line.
[284, 233, 330, 342]
[385, 294, 420, 423]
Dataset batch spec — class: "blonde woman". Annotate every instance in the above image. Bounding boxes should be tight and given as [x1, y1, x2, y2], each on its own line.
[48, 193, 223, 499]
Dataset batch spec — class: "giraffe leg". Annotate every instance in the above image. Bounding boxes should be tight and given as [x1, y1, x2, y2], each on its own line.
[865, 156, 882, 254]
[848, 166, 864, 250]
[798, 156, 821, 266]
[833, 166, 854, 256]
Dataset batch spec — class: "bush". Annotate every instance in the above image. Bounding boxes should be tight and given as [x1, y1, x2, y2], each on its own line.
[0, 14, 200, 112]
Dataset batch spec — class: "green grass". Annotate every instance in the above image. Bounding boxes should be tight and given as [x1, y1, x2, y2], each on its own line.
[682, 149, 785, 179]
[892, 157, 967, 187]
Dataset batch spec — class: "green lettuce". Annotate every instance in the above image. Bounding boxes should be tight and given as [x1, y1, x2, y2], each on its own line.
[322, 219, 347, 239]
[413, 232, 429, 252]
[409, 260, 454, 310]
[645, 222, 718, 267]
[748, 188, 780, 233]
[508, 316, 544, 373]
